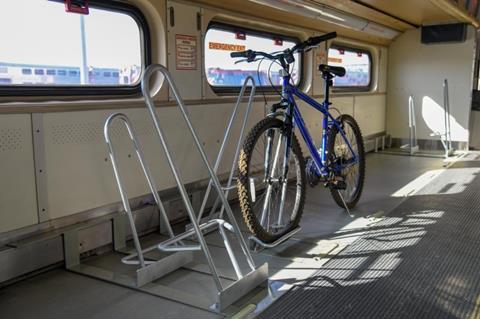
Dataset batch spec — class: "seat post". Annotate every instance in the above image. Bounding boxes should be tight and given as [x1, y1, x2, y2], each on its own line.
[323, 72, 333, 108]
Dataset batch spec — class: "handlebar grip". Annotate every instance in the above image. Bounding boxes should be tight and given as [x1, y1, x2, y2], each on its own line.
[230, 50, 249, 58]
[307, 32, 337, 47]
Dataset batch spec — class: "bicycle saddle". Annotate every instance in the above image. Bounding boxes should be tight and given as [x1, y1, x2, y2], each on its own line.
[319, 64, 346, 77]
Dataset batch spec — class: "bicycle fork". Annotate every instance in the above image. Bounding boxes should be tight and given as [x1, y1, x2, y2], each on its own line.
[260, 109, 293, 231]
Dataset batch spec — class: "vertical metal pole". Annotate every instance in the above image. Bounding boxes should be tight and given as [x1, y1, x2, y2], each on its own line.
[79, 15, 88, 85]
[104, 121, 145, 268]
[218, 77, 256, 219]
[408, 95, 418, 155]
[197, 77, 255, 222]
[445, 79, 453, 151]
[443, 79, 452, 157]
[408, 95, 413, 154]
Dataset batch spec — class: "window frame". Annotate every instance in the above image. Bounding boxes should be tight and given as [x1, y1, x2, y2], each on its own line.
[0, 0, 151, 97]
[205, 22, 303, 95]
[328, 44, 373, 92]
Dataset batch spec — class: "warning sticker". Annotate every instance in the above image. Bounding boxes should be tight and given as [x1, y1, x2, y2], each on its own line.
[176, 34, 197, 70]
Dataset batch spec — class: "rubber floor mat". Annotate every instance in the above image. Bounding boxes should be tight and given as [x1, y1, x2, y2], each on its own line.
[259, 158, 480, 319]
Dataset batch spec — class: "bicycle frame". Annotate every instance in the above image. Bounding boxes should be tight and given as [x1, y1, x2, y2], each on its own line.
[276, 74, 358, 177]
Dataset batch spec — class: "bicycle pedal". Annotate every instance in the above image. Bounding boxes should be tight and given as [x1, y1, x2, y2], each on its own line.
[326, 180, 347, 190]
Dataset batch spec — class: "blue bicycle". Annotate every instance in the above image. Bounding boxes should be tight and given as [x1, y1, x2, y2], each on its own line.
[231, 32, 365, 243]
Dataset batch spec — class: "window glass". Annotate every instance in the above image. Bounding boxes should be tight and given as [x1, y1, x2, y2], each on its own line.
[0, 0, 142, 87]
[205, 26, 300, 88]
[327, 46, 371, 88]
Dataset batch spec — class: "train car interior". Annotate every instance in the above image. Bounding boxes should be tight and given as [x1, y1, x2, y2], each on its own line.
[1, 0, 480, 318]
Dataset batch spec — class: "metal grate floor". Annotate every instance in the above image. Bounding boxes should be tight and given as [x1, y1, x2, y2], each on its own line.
[259, 157, 480, 319]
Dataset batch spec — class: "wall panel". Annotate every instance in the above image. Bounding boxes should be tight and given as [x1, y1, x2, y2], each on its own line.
[387, 26, 476, 143]
[0, 115, 38, 233]
[39, 102, 263, 220]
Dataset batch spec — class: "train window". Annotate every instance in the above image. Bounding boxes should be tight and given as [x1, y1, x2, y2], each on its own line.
[0, 0, 150, 96]
[327, 45, 372, 89]
[205, 24, 301, 91]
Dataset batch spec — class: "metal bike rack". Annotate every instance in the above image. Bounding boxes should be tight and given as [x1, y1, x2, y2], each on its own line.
[249, 226, 302, 251]
[194, 76, 256, 225]
[430, 79, 454, 159]
[100, 65, 267, 312]
[400, 95, 419, 155]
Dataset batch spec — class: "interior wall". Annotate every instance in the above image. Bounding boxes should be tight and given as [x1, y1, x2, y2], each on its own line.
[0, 115, 38, 233]
[0, 0, 388, 237]
[386, 26, 476, 146]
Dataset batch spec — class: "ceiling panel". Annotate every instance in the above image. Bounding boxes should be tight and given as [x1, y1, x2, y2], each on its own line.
[196, 0, 392, 45]
[311, 0, 414, 31]
[354, 0, 457, 25]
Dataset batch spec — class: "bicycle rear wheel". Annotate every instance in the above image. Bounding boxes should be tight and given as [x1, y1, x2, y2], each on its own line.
[327, 114, 365, 209]
[237, 117, 306, 243]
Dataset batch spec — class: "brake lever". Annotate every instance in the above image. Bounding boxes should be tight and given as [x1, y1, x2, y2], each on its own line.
[234, 58, 249, 64]
[234, 57, 263, 64]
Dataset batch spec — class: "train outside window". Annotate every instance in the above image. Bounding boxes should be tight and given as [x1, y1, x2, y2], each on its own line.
[0, 0, 143, 87]
[204, 24, 301, 90]
[327, 45, 372, 89]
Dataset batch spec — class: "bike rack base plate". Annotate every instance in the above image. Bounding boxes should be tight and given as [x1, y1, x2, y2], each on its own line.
[215, 262, 269, 311]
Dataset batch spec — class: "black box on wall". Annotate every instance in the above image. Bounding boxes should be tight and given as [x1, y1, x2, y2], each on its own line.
[421, 23, 467, 44]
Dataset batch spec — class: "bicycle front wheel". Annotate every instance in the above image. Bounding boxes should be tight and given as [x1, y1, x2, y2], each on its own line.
[237, 117, 306, 244]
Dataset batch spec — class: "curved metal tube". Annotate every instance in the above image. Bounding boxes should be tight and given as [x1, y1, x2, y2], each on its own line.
[141, 65, 257, 290]
[104, 113, 177, 268]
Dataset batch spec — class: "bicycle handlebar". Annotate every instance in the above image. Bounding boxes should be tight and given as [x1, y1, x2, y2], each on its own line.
[230, 32, 336, 63]
[292, 32, 337, 52]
